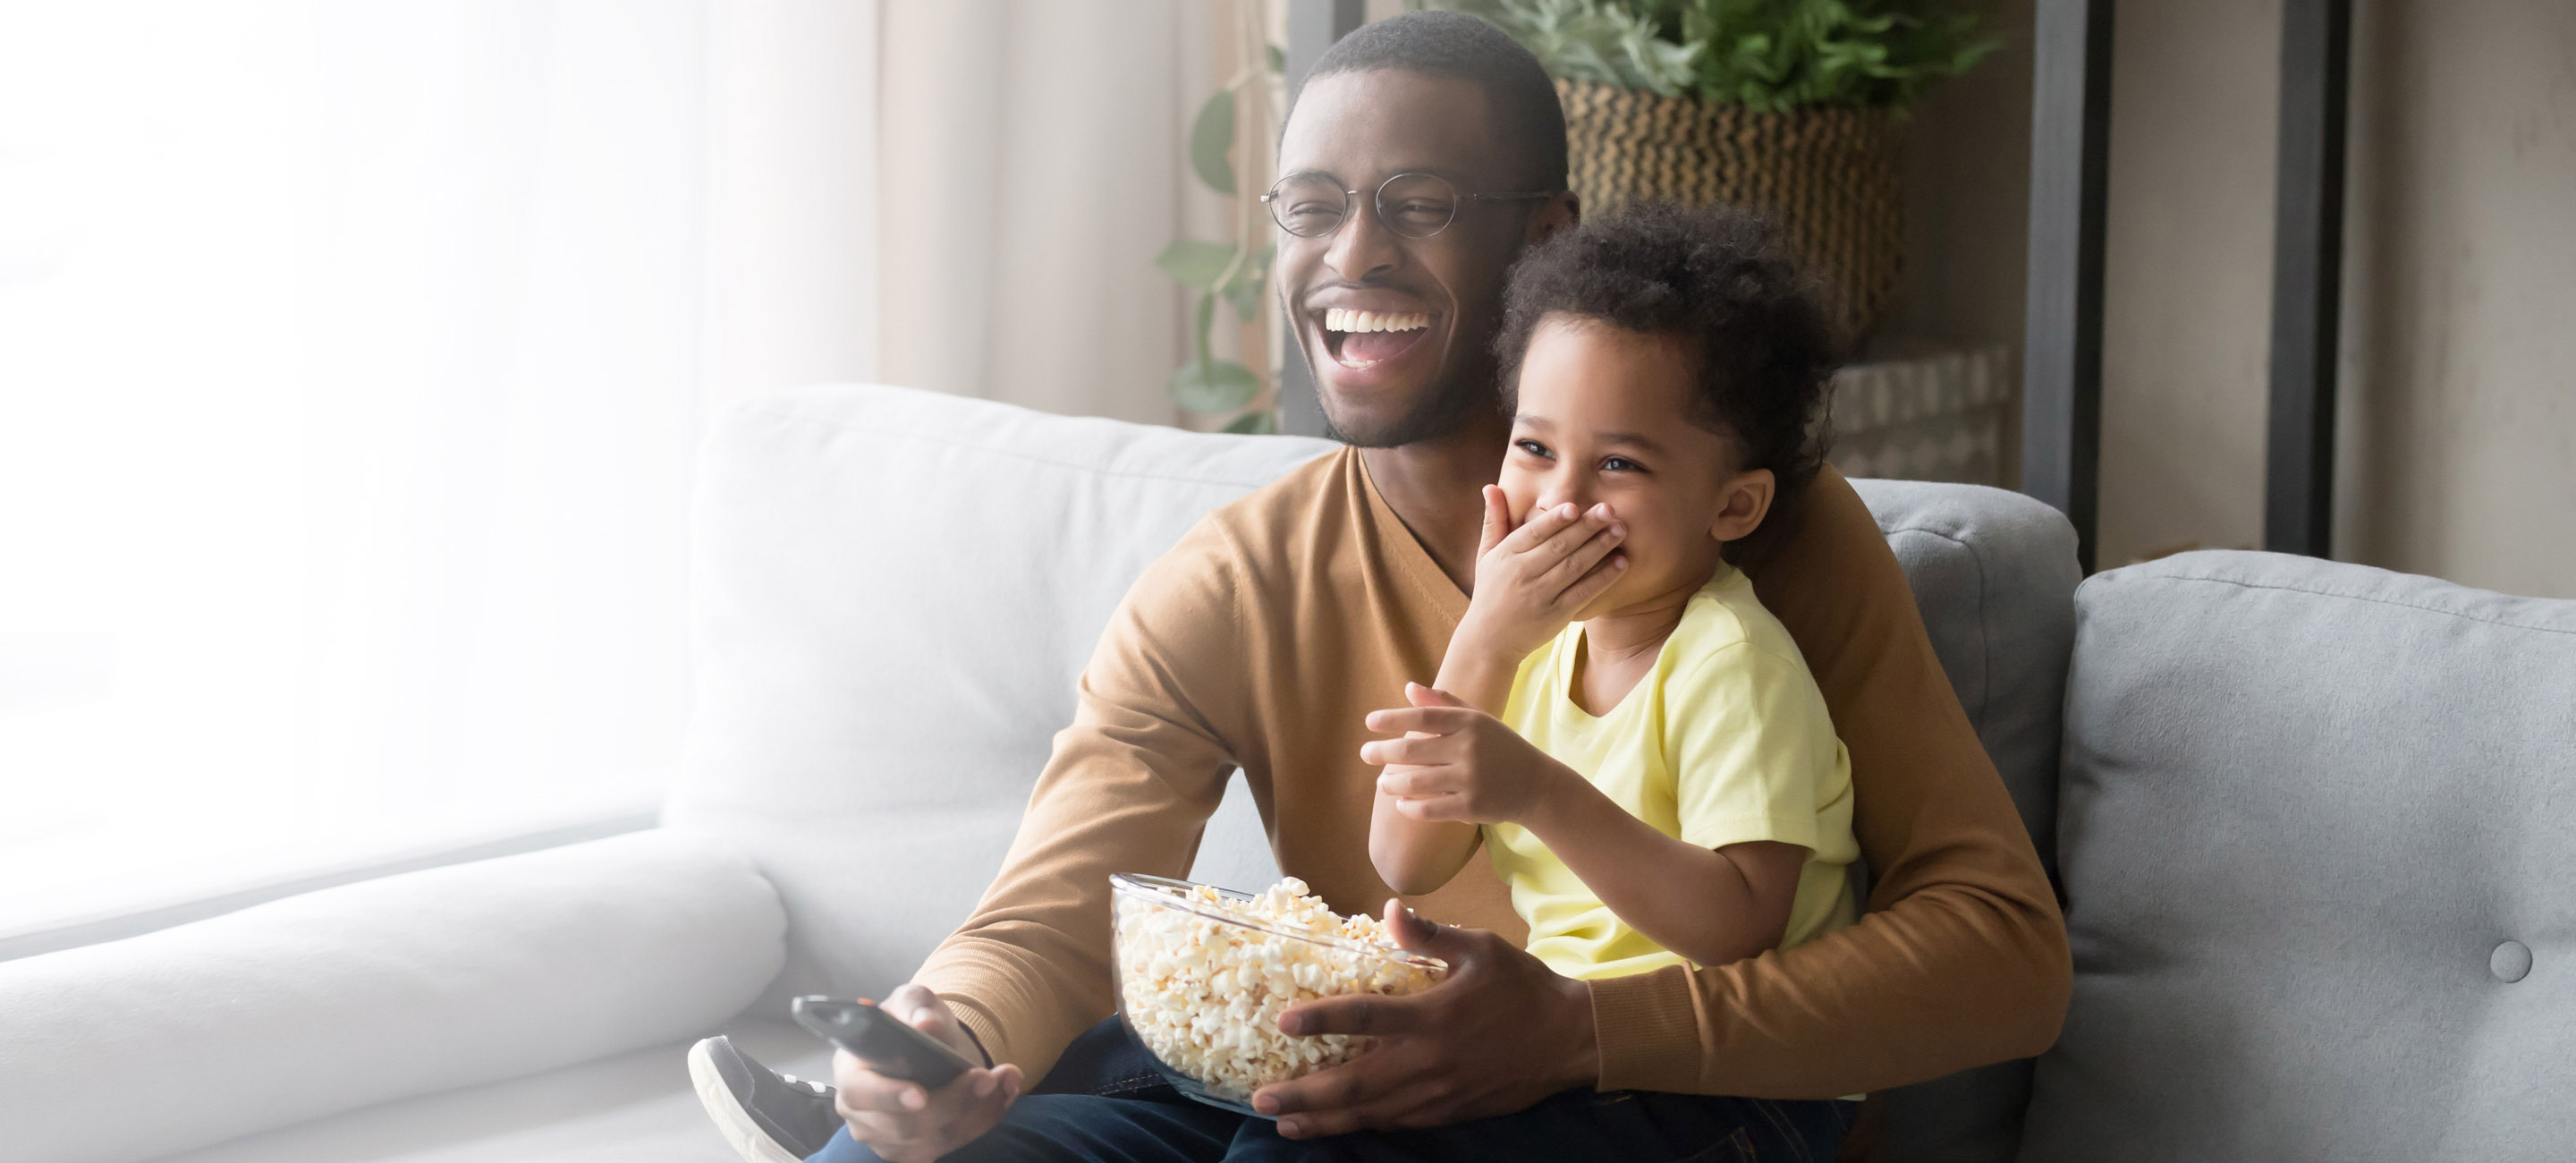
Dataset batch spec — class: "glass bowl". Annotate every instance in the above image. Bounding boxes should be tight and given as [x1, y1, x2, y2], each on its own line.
[1108, 872, 1448, 1116]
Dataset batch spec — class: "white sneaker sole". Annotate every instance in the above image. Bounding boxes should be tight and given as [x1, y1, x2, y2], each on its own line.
[688, 1038, 812, 1163]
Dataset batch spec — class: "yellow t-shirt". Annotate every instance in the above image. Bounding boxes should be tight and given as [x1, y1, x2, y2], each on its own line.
[1486, 565, 1860, 981]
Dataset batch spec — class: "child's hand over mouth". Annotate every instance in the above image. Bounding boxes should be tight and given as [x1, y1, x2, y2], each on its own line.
[1450, 487, 1626, 668]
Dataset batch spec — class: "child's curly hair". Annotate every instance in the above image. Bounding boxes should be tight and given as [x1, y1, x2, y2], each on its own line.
[1494, 203, 1839, 521]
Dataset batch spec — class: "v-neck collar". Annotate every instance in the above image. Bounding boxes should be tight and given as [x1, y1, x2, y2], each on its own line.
[1352, 448, 1472, 626]
[1555, 568, 1733, 720]
[1557, 621, 1660, 721]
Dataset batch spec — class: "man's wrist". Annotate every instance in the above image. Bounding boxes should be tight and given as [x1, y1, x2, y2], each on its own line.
[928, 989, 998, 1068]
[1550, 968, 1601, 1091]
[956, 1015, 995, 1068]
[1582, 966, 1701, 1092]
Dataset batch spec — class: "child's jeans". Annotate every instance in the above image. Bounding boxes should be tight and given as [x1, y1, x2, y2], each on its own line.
[808, 1017, 1853, 1163]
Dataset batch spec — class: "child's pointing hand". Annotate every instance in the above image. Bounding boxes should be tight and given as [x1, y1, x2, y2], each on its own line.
[1362, 683, 1577, 826]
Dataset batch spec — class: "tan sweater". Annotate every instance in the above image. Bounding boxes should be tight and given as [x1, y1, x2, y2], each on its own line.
[915, 447, 2068, 1099]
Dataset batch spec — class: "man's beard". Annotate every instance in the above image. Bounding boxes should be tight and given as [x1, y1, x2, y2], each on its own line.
[1316, 352, 1504, 449]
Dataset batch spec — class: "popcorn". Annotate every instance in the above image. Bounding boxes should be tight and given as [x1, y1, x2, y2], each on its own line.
[1112, 876, 1445, 1102]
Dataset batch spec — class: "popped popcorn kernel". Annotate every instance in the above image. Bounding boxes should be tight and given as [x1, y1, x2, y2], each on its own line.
[1111, 875, 1445, 1103]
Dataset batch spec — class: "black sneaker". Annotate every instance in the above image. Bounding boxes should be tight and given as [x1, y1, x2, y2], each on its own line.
[689, 1035, 843, 1163]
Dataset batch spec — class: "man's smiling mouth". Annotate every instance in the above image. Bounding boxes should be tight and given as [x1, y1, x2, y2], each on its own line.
[1321, 307, 1431, 369]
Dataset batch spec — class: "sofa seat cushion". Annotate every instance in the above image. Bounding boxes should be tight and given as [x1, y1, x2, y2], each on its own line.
[2021, 550, 2576, 1160]
[0, 830, 785, 1163]
[148, 1022, 825, 1163]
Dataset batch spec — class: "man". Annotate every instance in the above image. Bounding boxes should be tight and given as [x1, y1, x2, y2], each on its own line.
[692, 13, 2066, 1162]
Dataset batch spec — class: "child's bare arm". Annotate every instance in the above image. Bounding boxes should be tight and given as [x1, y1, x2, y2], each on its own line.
[1367, 701, 1805, 966]
[1368, 491, 1625, 896]
[1519, 777, 1807, 967]
[1366, 701, 1804, 965]
[1368, 743, 1479, 896]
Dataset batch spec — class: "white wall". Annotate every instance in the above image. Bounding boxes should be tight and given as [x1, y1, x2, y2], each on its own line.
[1883, 0, 2037, 369]
[2335, 0, 2576, 598]
[2094, 0, 2282, 566]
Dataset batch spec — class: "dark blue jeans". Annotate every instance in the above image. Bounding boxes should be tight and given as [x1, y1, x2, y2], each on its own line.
[809, 1018, 1853, 1163]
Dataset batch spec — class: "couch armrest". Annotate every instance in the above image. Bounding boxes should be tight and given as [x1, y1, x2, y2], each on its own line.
[0, 828, 785, 1163]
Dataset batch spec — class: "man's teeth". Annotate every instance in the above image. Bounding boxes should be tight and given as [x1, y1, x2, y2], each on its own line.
[1323, 308, 1430, 334]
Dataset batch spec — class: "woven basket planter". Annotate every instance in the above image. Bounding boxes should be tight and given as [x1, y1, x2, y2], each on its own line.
[1556, 78, 1907, 343]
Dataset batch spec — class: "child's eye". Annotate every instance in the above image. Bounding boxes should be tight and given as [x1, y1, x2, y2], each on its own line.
[1513, 439, 1553, 460]
[1602, 455, 1645, 473]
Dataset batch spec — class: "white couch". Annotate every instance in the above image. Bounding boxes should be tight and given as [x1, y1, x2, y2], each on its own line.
[0, 385, 2082, 1162]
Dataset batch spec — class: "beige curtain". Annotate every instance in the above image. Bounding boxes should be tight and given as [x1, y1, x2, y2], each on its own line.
[704, 0, 883, 406]
[878, 1, 1229, 425]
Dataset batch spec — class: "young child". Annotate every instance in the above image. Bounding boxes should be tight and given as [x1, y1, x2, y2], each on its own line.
[1364, 204, 1858, 989]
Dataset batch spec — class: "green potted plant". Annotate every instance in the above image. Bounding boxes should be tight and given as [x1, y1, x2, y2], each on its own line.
[1445, 0, 1999, 342]
[1157, 8, 1286, 433]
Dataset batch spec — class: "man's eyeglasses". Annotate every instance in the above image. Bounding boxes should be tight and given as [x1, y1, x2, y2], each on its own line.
[1261, 172, 1555, 240]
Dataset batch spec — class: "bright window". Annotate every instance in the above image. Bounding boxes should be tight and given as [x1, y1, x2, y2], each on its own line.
[0, 1, 717, 936]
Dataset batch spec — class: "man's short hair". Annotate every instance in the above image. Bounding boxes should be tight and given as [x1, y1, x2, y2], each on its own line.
[1297, 11, 1570, 191]
[1495, 203, 1839, 501]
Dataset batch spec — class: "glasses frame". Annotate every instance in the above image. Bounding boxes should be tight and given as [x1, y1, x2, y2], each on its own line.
[1260, 171, 1556, 240]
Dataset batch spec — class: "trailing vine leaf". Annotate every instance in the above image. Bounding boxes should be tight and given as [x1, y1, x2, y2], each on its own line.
[1163, 21, 1286, 421]
[1190, 89, 1237, 195]
[1223, 410, 1278, 434]
[1170, 293, 1259, 413]
[1156, 239, 1240, 291]
[1222, 244, 1275, 321]
[1171, 359, 1263, 412]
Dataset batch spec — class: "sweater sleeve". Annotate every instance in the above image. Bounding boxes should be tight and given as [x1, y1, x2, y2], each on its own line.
[1585, 467, 2073, 1098]
[911, 519, 1251, 1082]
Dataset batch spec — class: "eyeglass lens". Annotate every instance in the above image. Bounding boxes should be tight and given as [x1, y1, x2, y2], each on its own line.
[1267, 173, 1462, 240]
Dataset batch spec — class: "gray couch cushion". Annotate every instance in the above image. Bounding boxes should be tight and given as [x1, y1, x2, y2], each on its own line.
[1855, 480, 2082, 879]
[2021, 550, 2576, 1161]
[1852, 480, 2081, 1163]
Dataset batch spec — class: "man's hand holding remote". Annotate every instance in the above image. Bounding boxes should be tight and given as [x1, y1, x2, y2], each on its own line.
[828, 984, 1023, 1163]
